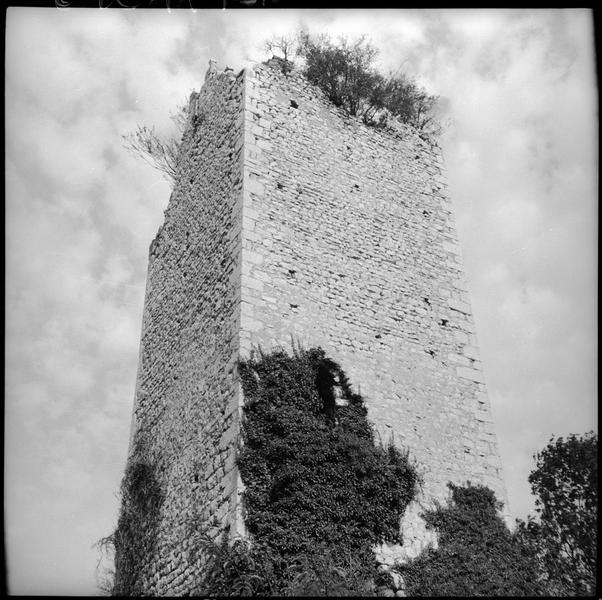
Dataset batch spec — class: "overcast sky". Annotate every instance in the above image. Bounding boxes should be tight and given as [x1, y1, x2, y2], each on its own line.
[5, 7, 597, 595]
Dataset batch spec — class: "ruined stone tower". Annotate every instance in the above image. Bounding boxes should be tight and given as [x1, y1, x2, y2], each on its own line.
[123, 59, 508, 594]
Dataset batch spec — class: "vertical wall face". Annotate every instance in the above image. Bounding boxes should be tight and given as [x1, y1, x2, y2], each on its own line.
[125, 69, 244, 595]
[240, 63, 508, 557]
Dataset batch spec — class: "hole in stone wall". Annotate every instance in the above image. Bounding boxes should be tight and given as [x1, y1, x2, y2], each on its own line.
[423, 297, 431, 306]
[315, 359, 338, 422]
[375, 334, 382, 339]
[440, 319, 449, 326]
[425, 349, 436, 358]
[353, 184, 360, 189]
[287, 269, 297, 279]
[290, 303, 299, 309]
[290, 99, 299, 108]
[194, 474, 199, 483]
[277, 182, 284, 189]
[423, 210, 430, 217]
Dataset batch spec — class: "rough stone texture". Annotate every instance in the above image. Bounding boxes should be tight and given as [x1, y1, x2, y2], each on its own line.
[125, 68, 245, 595]
[122, 59, 509, 595]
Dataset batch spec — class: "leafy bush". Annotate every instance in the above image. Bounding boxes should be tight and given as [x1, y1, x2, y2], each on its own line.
[230, 345, 418, 594]
[516, 432, 597, 596]
[398, 483, 546, 596]
[296, 32, 440, 135]
[193, 534, 386, 597]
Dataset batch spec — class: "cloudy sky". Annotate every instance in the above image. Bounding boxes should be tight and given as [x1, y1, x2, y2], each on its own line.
[5, 7, 597, 595]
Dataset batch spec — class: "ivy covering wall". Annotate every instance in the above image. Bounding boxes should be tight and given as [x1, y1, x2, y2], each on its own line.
[111, 441, 164, 596]
[195, 345, 419, 595]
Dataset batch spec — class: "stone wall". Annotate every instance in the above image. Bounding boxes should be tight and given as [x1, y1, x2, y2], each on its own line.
[238, 61, 508, 560]
[125, 66, 245, 595]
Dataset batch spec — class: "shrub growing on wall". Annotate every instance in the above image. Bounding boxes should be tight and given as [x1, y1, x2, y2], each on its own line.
[296, 31, 441, 135]
[231, 345, 418, 594]
[398, 482, 546, 596]
[109, 442, 164, 596]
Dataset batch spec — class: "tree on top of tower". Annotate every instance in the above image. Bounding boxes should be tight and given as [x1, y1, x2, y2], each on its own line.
[294, 31, 443, 136]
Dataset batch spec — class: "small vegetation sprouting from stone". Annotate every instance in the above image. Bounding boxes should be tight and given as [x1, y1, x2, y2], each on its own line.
[193, 345, 419, 596]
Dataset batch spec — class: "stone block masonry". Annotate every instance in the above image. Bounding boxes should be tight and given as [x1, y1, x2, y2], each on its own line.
[125, 67, 245, 595]
[122, 59, 509, 594]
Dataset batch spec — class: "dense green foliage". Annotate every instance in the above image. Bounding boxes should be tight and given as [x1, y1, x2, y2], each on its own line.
[238, 347, 417, 554]
[110, 454, 164, 596]
[516, 432, 597, 596]
[296, 32, 440, 135]
[191, 346, 417, 595]
[398, 483, 546, 596]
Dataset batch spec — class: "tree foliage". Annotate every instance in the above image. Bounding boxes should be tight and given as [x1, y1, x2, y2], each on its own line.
[298, 33, 381, 118]
[398, 483, 546, 596]
[296, 31, 441, 136]
[517, 432, 597, 596]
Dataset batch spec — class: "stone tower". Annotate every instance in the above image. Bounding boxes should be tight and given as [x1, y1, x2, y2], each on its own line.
[123, 59, 508, 594]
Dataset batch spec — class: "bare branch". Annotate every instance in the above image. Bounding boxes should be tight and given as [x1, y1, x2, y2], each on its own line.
[122, 98, 189, 185]
[122, 123, 183, 184]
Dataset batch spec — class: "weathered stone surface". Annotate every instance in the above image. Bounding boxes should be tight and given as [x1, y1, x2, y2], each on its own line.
[124, 66, 246, 595]
[122, 60, 509, 595]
